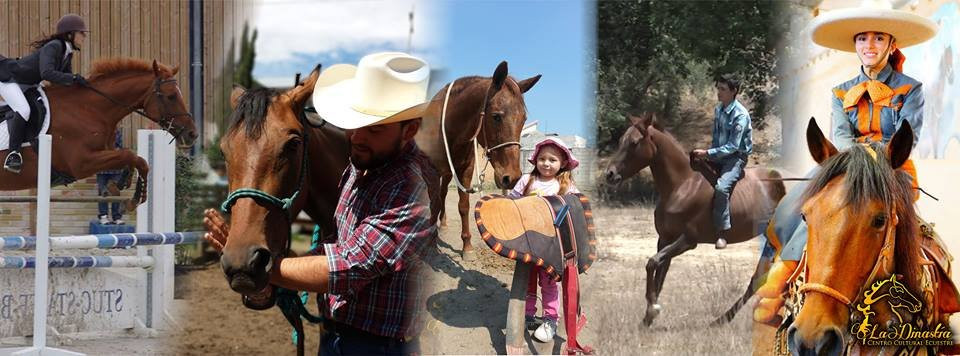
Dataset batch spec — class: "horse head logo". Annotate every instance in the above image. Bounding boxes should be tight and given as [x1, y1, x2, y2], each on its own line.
[851, 275, 923, 339]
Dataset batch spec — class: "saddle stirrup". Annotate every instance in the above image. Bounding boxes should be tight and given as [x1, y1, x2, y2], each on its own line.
[4, 111, 27, 174]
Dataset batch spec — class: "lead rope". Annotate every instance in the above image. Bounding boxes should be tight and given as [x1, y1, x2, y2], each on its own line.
[440, 79, 483, 193]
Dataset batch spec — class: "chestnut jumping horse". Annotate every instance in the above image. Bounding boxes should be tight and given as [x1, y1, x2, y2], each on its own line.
[0, 58, 197, 207]
[782, 118, 957, 355]
[603, 112, 786, 326]
[416, 61, 541, 259]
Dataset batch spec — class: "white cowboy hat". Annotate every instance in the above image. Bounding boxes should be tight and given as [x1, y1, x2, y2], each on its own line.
[810, 0, 937, 52]
[312, 52, 431, 130]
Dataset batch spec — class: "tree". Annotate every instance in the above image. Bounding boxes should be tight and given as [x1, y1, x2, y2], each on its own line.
[597, 1, 788, 154]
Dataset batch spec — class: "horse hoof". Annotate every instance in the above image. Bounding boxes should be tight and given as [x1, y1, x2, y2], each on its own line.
[643, 306, 661, 326]
[461, 249, 478, 262]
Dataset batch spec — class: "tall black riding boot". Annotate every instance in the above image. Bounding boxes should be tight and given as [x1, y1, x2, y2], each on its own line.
[4, 111, 27, 174]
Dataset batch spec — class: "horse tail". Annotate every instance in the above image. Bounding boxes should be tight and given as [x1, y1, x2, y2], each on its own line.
[711, 242, 776, 326]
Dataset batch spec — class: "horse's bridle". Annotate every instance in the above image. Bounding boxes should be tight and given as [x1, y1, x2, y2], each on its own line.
[83, 77, 194, 143]
[797, 203, 899, 314]
[476, 77, 522, 158]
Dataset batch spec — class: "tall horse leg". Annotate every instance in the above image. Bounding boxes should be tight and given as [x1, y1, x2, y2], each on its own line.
[72, 149, 149, 207]
[438, 175, 452, 227]
[644, 235, 696, 326]
[458, 162, 476, 261]
[458, 188, 476, 261]
[711, 241, 775, 326]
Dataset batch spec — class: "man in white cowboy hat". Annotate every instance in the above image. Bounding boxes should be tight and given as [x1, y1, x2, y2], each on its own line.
[753, 0, 939, 325]
[207, 52, 439, 355]
[693, 74, 754, 250]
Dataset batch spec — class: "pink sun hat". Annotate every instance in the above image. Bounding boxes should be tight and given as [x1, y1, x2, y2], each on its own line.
[527, 137, 580, 170]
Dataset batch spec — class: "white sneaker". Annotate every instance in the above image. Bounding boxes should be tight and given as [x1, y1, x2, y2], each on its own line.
[98, 215, 111, 225]
[533, 318, 557, 343]
[114, 219, 124, 225]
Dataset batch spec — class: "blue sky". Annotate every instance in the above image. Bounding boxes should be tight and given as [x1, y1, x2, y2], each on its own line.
[252, 0, 594, 143]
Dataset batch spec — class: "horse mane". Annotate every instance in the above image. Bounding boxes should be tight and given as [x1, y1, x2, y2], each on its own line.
[87, 58, 173, 81]
[227, 87, 282, 139]
[802, 142, 922, 293]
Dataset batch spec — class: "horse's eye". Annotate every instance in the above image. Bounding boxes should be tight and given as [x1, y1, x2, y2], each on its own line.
[283, 137, 302, 153]
[166, 94, 176, 101]
[800, 213, 806, 222]
[872, 215, 887, 229]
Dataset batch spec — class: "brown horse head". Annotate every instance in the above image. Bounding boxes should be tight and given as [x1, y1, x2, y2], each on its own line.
[478, 61, 540, 189]
[604, 112, 658, 185]
[788, 117, 921, 355]
[87, 59, 198, 147]
[217, 66, 320, 306]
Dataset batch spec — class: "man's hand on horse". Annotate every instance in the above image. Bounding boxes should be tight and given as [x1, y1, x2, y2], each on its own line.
[692, 149, 708, 159]
[203, 208, 229, 252]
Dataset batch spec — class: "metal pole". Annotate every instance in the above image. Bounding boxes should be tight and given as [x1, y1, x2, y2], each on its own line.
[189, 0, 204, 155]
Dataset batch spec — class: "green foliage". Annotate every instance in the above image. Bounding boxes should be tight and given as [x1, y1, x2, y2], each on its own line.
[175, 155, 205, 232]
[597, 0, 787, 154]
[234, 23, 259, 89]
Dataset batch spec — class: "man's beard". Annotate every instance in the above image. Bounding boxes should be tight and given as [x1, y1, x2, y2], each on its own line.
[350, 137, 405, 170]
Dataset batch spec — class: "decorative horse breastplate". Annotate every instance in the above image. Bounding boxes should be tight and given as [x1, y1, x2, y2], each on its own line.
[474, 193, 597, 280]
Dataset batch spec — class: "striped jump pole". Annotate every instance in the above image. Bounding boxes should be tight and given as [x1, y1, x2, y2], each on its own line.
[0, 131, 181, 356]
[0, 232, 202, 251]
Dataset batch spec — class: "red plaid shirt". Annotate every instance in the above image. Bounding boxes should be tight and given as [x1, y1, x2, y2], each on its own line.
[323, 142, 438, 338]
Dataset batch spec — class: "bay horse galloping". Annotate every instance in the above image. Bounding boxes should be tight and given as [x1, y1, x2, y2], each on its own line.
[416, 61, 540, 259]
[0, 58, 197, 207]
[783, 118, 958, 355]
[603, 112, 786, 326]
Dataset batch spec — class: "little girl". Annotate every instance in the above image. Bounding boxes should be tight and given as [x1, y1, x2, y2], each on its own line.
[508, 137, 580, 343]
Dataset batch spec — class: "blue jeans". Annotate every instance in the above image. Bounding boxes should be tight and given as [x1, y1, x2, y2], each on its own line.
[320, 330, 418, 356]
[97, 173, 124, 220]
[712, 157, 747, 231]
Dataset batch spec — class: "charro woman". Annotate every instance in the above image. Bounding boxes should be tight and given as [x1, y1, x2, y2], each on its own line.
[0, 14, 90, 173]
[753, 0, 939, 324]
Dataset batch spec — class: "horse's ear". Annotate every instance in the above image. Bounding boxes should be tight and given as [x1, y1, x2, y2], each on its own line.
[152, 60, 160, 76]
[171, 66, 180, 76]
[492, 61, 508, 91]
[517, 74, 541, 93]
[230, 86, 246, 110]
[887, 121, 913, 169]
[806, 117, 838, 164]
[628, 114, 643, 127]
[287, 64, 320, 107]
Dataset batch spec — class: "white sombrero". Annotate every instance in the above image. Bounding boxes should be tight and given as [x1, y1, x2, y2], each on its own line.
[312, 52, 431, 130]
[810, 0, 938, 52]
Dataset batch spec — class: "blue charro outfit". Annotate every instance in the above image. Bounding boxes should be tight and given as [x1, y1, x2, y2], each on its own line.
[773, 62, 923, 261]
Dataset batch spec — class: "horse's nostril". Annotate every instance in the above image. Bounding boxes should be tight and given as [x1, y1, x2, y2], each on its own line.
[502, 176, 511, 187]
[248, 247, 273, 274]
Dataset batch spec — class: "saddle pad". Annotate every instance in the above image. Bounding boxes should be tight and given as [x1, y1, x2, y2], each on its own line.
[474, 193, 597, 281]
[0, 85, 51, 151]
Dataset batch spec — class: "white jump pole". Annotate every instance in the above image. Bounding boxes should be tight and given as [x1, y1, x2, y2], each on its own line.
[10, 135, 82, 356]
[136, 130, 177, 331]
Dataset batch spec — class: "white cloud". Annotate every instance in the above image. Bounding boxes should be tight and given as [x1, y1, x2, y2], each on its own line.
[253, 0, 443, 63]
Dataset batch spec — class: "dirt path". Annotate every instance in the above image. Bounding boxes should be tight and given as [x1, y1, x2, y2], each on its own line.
[421, 192, 764, 355]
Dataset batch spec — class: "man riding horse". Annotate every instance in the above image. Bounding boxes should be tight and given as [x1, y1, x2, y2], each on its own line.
[206, 52, 439, 355]
[0, 14, 91, 173]
[754, 0, 950, 325]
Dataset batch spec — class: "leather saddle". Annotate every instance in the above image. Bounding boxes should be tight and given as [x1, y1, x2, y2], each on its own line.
[475, 192, 598, 354]
[474, 193, 597, 281]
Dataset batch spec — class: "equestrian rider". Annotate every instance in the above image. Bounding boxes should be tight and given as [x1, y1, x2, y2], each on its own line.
[692, 74, 754, 250]
[754, 0, 938, 324]
[0, 14, 90, 173]
[205, 52, 438, 355]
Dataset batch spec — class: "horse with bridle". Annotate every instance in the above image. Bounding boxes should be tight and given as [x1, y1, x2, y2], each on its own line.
[603, 112, 786, 326]
[774, 118, 959, 356]
[212, 61, 541, 354]
[0, 58, 197, 208]
[416, 61, 540, 260]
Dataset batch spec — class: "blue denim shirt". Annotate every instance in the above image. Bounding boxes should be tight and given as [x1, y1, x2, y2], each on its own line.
[707, 99, 753, 160]
[830, 64, 923, 151]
